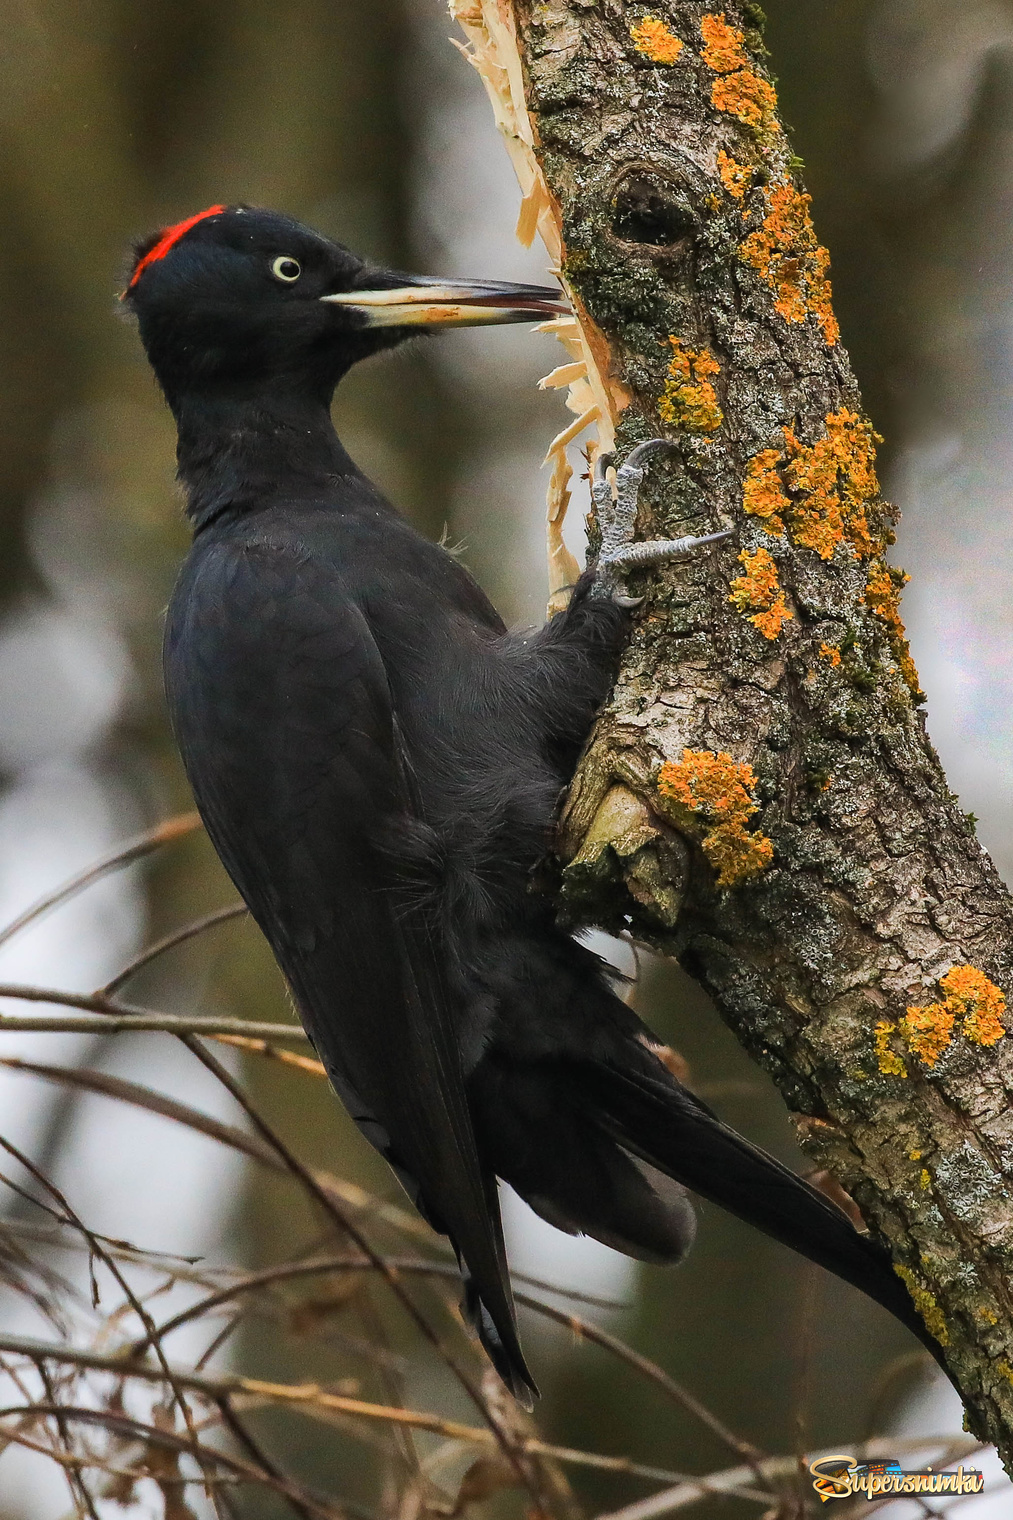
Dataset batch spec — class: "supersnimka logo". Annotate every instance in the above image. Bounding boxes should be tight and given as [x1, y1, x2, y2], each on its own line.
[809, 1454, 985, 1502]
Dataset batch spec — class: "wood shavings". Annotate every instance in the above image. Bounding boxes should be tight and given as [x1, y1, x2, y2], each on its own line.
[538, 361, 587, 390]
[542, 405, 600, 464]
[545, 450, 582, 617]
[449, 0, 629, 613]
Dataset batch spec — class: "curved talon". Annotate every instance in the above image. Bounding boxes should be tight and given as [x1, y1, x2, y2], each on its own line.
[613, 592, 645, 609]
[618, 438, 677, 474]
[600, 528, 734, 573]
[593, 450, 616, 484]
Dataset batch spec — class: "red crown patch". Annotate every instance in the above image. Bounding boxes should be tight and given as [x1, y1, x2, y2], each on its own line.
[127, 205, 226, 291]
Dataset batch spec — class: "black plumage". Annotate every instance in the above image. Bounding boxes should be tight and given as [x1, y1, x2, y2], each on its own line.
[125, 205, 950, 1401]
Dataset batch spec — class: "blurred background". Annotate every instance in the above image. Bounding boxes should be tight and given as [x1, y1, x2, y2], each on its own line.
[0, 0, 1010, 1513]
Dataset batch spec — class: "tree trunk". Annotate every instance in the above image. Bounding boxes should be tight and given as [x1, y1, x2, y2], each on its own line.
[453, 0, 1013, 1464]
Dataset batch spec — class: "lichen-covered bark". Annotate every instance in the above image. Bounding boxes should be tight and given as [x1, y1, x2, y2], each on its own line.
[510, 0, 1013, 1459]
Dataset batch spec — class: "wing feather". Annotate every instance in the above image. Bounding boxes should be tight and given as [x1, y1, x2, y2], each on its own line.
[164, 535, 533, 1397]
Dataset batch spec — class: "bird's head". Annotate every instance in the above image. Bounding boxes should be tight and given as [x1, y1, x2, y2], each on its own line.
[122, 204, 566, 409]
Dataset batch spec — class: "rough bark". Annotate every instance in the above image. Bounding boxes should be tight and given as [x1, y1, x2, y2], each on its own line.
[472, 0, 1013, 1462]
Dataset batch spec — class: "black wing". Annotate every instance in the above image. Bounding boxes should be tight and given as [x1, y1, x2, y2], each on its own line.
[164, 532, 534, 1399]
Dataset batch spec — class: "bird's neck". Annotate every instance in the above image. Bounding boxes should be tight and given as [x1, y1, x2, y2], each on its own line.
[173, 389, 355, 529]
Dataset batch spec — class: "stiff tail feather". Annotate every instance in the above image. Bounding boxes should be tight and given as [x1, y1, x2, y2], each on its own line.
[453, 1173, 538, 1407]
[578, 1059, 952, 1380]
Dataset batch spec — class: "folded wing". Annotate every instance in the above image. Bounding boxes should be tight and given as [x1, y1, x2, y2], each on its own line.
[164, 535, 535, 1400]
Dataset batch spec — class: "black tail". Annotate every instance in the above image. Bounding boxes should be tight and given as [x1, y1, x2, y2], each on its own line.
[578, 1056, 951, 1377]
[455, 1173, 538, 1408]
[472, 931, 951, 1391]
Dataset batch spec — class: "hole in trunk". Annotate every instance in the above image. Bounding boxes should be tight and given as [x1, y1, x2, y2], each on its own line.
[611, 173, 694, 246]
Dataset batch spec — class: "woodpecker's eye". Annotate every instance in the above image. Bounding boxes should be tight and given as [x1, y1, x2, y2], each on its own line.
[271, 256, 301, 283]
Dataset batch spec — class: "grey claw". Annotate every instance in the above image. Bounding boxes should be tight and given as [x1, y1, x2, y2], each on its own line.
[613, 592, 645, 609]
[617, 438, 677, 474]
[593, 450, 616, 484]
[600, 528, 734, 575]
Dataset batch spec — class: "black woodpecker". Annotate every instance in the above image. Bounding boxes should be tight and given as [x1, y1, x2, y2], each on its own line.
[125, 204, 950, 1402]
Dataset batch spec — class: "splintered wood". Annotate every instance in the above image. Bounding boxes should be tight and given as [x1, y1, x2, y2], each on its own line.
[448, 0, 627, 613]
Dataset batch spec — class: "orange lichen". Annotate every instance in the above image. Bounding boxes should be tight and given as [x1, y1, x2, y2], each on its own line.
[716, 148, 751, 199]
[728, 546, 792, 639]
[900, 1001, 956, 1068]
[742, 415, 918, 696]
[939, 965, 1006, 1047]
[738, 419, 922, 691]
[630, 15, 684, 64]
[875, 1021, 908, 1078]
[865, 562, 924, 701]
[806, 244, 838, 345]
[819, 642, 841, 667]
[657, 748, 773, 887]
[740, 180, 839, 345]
[711, 70, 778, 135]
[700, 13, 778, 137]
[700, 12, 749, 71]
[902, 965, 1006, 1068]
[659, 338, 723, 432]
[742, 447, 788, 533]
[782, 410, 882, 561]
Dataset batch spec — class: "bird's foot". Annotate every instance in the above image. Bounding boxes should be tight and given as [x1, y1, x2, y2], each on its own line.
[591, 439, 732, 603]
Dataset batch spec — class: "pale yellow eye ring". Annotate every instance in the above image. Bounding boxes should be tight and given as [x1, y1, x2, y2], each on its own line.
[271, 256, 301, 283]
